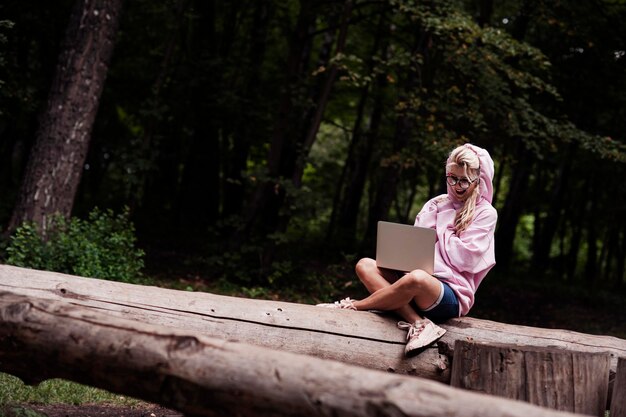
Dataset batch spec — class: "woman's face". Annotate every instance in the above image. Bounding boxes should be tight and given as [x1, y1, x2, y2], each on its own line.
[447, 165, 479, 202]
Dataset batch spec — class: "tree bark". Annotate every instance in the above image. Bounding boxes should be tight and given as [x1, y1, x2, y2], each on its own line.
[585, 174, 599, 285]
[565, 194, 585, 281]
[451, 340, 611, 417]
[616, 221, 626, 289]
[240, 1, 315, 240]
[291, 0, 353, 189]
[222, 0, 273, 220]
[6, 0, 123, 234]
[611, 357, 626, 417]
[133, 0, 193, 224]
[531, 146, 573, 272]
[365, 28, 430, 242]
[0, 291, 585, 417]
[327, 13, 389, 248]
[495, 141, 532, 271]
[1, 264, 625, 399]
[0, 265, 449, 381]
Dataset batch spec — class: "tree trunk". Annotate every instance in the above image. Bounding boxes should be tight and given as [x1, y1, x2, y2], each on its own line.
[531, 146, 573, 272]
[244, 0, 354, 246]
[222, 1, 273, 219]
[240, 1, 315, 239]
[6, 0, 123, 234]
[490, 147, 505, 208]
[0, 291, 585, 417]
[0, 127, 30, 214]
[0, 265, 449, 381]
[178, 0, 272, 230]
[1, 264, 625, 400]
[365, 30, 429, 242]
[451, 340, 611, 416]
[565, 196, 585, 281]
[175, 0, 226, 232]
[585, 174, 599, 285]
[326, 81, 372, 245]
[338, 86, 384, 247]
[495, 141, 532, 271]
[611, 358, 626, 417]
[616, 221, 626, 289]
[131, 0, 196, 227]
[365, 116, 409, 242]
[291, 0, 353, 189]
[602, 224, 618, 282]
[327, 13, 389, 248]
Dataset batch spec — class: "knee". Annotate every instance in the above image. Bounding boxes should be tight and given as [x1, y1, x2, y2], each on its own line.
[355, 257, 377, 278]
[399, 269, 430, 291]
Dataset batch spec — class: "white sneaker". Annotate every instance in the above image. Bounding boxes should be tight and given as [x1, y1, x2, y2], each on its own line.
[316, 297, 357, 310]
[398, 318, 446, 355]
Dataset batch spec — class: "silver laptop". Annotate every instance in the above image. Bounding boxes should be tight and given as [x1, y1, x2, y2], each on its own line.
[376, 221, 436, 273]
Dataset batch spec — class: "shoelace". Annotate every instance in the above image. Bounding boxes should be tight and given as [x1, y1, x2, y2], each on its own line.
[397, 320, 426, 340]
[336, 297, 356, 310]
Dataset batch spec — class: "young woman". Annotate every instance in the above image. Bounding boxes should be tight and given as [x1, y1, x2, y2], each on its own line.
[318, 144, 497, 355]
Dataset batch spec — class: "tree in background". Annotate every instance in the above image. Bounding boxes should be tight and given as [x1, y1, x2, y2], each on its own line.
[6, 0, 123, 235]
[1, 0, 625, 289]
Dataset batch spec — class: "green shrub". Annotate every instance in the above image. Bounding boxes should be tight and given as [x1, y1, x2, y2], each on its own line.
[6, 208, 144, 282]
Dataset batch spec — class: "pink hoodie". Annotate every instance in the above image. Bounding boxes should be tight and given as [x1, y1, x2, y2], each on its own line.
[414, 144, 497, 316]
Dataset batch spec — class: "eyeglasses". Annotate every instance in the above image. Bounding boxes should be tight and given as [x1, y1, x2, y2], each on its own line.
[446, 174, 478, 190]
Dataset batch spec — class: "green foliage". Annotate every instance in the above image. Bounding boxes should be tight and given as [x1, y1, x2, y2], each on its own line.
[0, 373, 141, 406]
[512, 214, 534, 261]
[1, 0, 626, 293]
[6, 208, 144, 283]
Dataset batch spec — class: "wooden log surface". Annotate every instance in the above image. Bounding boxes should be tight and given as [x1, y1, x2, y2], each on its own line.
[611, 357, 626, 417]
[0, 291, 589, 417]
[450, 340, 611, 416]
[1, 265, 625, 387]
[0, 265, 449, 381]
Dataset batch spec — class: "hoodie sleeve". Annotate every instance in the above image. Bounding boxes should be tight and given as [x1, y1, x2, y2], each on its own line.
[441, 204, 497, 274]
[414, 195, 448, 229]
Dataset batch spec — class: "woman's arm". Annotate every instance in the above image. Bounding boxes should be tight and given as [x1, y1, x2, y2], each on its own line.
[442, 206, 497, 274]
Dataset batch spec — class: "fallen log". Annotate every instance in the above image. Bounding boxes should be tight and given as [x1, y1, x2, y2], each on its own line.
[1, 265, 625, 389]
[450, 340, 611, 416]
[611, 357, 626, 417]
[0, 292, 586, 417]
[0, 265, 449, 381]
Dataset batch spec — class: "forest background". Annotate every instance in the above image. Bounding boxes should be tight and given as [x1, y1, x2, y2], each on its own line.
[1, 0, 626, 340]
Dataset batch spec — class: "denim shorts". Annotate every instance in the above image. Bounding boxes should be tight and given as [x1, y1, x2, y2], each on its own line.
[417, 280, 459, 323]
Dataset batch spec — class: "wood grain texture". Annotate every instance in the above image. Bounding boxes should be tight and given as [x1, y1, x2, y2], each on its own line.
[1, 265, 625, 400]
[611, 357, 626, 417]
[450, 340, 610, 416]
[0, 291, 587, 417]
[0, 265, 448, 380]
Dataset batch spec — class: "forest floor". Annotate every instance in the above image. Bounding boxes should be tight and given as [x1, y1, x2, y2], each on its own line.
[1, 404, 182, 417]
[4, 252, 626, 417]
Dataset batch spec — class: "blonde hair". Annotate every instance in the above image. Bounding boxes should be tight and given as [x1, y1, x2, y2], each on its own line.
[446, 146, 481, 235]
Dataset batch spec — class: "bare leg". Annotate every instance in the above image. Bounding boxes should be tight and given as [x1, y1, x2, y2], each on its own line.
[351, 258, 447, 354]
[353, 258, 442, 321]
